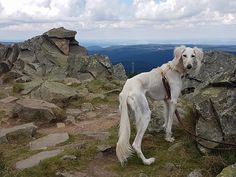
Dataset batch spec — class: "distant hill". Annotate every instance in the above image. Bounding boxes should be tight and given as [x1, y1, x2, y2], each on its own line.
[88, 44, 236, 73]
[0, 42, 14, 45]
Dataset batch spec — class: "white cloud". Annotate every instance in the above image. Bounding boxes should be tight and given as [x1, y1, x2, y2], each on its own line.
[0, 0, 236, 41]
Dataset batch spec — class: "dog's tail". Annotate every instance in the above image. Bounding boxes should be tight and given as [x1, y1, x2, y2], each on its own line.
[116, 93, 133, 166]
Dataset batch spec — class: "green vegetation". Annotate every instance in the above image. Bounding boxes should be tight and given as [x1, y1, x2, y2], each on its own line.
[13, 83, 24, 93]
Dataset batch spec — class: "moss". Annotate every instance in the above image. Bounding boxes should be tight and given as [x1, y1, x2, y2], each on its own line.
[87, 79, 107, 93]
[0, 110, 6, 121]
[13, 83, 24, 93]
[201, 87, 222, 97]
[0, 91, 6, 99]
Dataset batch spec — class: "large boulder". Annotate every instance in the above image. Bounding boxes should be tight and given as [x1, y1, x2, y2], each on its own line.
[182, 51, 236, 152]
[0, 123, 37, 144]
[12, 98, 66, 125]
[0, 44, 19, 74]
[31, 81, 79, 104]
[216, 163, 236, 177]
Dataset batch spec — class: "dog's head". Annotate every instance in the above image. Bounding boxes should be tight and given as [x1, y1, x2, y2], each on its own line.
[174, 45, 204, 74]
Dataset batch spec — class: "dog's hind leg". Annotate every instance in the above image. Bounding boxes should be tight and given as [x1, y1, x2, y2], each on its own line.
[130, 94, 155, 165]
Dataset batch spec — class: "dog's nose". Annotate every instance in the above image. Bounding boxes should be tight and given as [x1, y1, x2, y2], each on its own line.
[187, 64, 192, 69]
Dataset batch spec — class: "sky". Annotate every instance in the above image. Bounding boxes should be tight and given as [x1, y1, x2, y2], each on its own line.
[0, 0, 236, 45]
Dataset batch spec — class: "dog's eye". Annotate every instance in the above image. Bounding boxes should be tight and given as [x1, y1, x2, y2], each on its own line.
[191, 55, 195, 58]
[183, 54, 187, 57]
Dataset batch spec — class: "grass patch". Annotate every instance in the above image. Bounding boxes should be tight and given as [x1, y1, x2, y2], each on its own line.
[107, 124, 233, 177]
[13, 83, 24, 93]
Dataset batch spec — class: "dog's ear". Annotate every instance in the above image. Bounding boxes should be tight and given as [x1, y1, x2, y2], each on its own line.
[193, 47, 204, 74]
[174, 45, 186, 60]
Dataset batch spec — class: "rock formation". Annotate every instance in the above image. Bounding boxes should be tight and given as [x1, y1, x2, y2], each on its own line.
[0, 27, 126, 105]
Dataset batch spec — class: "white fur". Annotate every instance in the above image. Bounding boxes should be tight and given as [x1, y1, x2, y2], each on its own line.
[116, 46, 204, 165]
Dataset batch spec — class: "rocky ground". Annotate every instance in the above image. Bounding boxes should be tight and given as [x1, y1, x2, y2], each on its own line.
[0, 27, 235, 177]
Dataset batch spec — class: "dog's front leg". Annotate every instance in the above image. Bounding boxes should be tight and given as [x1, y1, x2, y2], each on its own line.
[165, 99, 177, 142]
[162, 100, 169, 130]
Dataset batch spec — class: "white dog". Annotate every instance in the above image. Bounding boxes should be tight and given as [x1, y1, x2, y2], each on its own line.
[116, 46, 204, 166]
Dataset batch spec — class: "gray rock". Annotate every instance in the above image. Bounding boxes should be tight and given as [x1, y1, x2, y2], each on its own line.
[0, 96, 18, 104]
[97, 145, 112, 152]
[51, 38, 70, 55]
[61, 155, 77, 160]
[66, 108, 81, 118]
[44, 27, 77, 39]
[81, 103, 94, 112]
[163, 162, 177, 172]
[31, 81, 79, 105]
[13, 98, 66, 125]
[0, 44, 19, 74]
[57, 123, 66, 128]
[64, 77, 81, 86]
[148, 100, 165, 133]
[29, 133, 69, 150]
[0, 123, 37, 144]
[112, 63, 127, 80]
[216, 163, 236, 177]
[65, 116, 76, 125]
[15, 149, 62, 169]
[181, 51, 236, 152]
[86, 112, 97, 119]
[187, 169, 203, 177]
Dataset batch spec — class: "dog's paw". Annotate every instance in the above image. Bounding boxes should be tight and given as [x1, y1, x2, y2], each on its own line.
[143, 157, 155, 165]
[165, 135, 175, 142]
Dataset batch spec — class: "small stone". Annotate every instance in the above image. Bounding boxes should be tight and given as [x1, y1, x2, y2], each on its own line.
[163, 162, 177, 172]
[65, 116, 76, 125]
[187, 169, 203, 177]
[81, 103, 94, 112]
[86, 112, 97, 119]
[97, 145, 112, 152]
[61, 155, 77, 160]
[57, 123, 66, 128]
[64, 77, 81, 86]
[66, 109, 81, 117]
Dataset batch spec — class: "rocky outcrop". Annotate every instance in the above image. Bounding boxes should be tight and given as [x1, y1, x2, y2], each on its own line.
[148, 51, 236, 152]
[0, 27, 126, 105]
[0, 27, 126, 82]
[182, 51, 236, 151]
